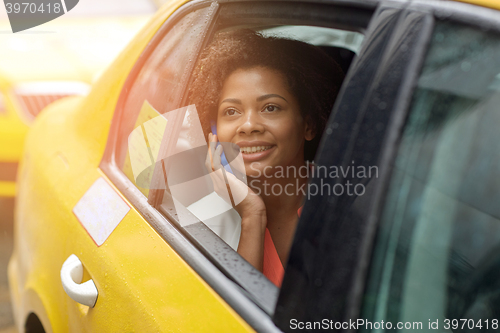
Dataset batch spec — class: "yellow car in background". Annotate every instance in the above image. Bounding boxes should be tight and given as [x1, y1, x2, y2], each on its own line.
[0, 0, 155, 197]
[9, 0, 500, 332]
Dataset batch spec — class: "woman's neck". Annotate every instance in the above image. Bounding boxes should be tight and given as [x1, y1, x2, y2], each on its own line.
[256, 172, 308, 265]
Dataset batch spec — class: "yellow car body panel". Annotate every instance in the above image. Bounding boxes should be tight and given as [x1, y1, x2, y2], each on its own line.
[9, 0, 254, 331]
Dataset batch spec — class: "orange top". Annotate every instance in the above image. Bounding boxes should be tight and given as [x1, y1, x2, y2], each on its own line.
[263, 228, 285, 287]
[262, 206, 303, 287]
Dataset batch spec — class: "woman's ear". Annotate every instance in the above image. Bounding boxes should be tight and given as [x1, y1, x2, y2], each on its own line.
[304, 119, 316, 141]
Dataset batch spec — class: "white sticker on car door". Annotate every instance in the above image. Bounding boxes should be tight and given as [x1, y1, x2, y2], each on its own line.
[73, 177, 130, 246]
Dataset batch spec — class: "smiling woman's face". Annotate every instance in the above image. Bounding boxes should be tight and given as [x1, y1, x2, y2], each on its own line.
[216, 66, 314, 177]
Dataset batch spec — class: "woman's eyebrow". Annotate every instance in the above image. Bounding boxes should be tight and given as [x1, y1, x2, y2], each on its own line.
[257, 94, 288, 102]
[220, 98, 242, 105]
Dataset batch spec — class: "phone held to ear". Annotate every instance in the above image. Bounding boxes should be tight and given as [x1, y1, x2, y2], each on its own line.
[211, 123, 234, 175]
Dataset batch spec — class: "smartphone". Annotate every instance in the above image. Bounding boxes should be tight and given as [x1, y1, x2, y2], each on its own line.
[211, 123, 234, 175]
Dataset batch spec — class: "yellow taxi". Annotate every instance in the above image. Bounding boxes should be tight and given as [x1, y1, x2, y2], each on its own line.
[0, 48, 90, 197]
[0, 0, 154, 197]
[9, 0, 500, 331]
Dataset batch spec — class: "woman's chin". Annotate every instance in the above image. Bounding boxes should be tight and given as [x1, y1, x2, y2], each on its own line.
[244, 167, 264, 178]
[244, 162, 277, 179]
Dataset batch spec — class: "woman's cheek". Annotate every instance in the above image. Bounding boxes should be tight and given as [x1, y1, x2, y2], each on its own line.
[272, 120, 298, 140]
[216, 123, 232, 143]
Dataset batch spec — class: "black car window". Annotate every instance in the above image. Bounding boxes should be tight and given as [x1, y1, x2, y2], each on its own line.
[361, 20, 500, 329]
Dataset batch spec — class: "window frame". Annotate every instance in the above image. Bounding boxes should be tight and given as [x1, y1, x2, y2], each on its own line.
[100, 0, 382, 330]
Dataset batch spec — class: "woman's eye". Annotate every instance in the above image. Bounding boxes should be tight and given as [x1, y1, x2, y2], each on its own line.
[264, 105, 279, 112]
[225, 108, 238, 116]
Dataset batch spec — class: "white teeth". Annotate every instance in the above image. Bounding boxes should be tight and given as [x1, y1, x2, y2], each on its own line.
[240, 146, 272, 154]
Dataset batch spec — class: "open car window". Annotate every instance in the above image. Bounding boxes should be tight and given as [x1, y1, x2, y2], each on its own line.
[156, 23, 365, 251]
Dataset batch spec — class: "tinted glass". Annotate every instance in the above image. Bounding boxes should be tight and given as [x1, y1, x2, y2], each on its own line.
[361, 21, 500, 330]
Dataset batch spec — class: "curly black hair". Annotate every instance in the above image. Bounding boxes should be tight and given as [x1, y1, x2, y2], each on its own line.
[189, 29, 345, 161]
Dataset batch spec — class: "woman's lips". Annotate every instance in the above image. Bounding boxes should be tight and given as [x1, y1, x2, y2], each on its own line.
[235, 141, 276, 162]
[240, 145, 273, 154]
[239, 146, 276, 162]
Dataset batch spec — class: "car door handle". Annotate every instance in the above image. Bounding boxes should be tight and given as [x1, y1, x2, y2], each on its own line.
[60, 254, 98, 307]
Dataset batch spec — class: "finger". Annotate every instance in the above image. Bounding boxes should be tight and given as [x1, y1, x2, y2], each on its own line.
[213, 145, 236, 206]
[212, 168, 232, 203]
[206, 134, 211, 170]
[227, 174, 249, 206]
[207, 133, 216, 171]
[213, 145, 223, 171]
[210, 134, 218, 170]
[208, 133, 212, 166]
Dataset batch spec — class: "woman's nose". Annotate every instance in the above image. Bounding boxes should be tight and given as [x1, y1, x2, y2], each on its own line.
[237, 110, 264, 134]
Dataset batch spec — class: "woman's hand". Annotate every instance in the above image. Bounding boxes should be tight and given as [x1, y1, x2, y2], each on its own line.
[205, 133, 266, 217]
[206, 133, 267, 270]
